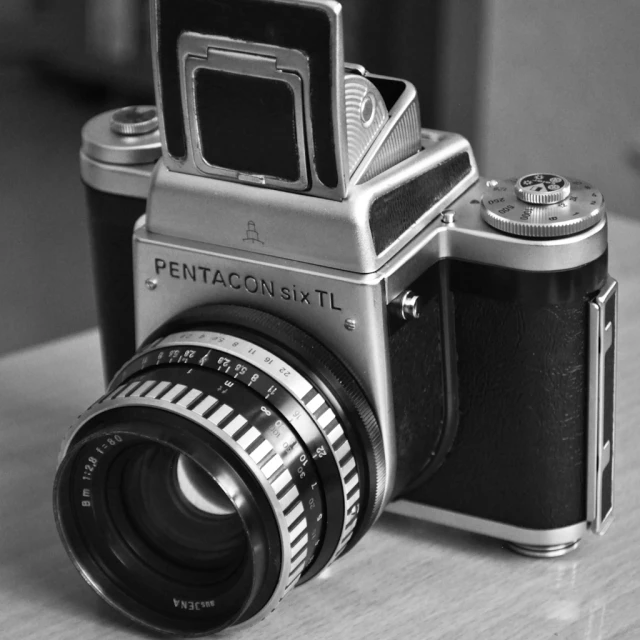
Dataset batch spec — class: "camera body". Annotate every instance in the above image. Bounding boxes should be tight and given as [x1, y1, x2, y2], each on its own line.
[78, 0, 618, 560]
[56, 0, 621, 633]
[57, 0, 620, 632]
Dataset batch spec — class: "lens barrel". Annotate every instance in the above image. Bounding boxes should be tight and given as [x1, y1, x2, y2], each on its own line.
[54, 306, 384, 635]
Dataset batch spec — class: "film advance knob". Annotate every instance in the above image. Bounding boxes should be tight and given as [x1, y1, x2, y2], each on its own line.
[82, 106, 162, 165]
[481, 173, 605, 238]
[110, 106, 159, 136]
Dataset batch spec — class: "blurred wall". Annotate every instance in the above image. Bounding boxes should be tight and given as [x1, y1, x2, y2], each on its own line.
[0, 0, 28, 21]
[478, 0, 640, 217]
[0, 65, 99, 356]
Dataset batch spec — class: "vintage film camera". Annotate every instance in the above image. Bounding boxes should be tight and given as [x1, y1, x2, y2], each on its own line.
[54, 0, 618, 635]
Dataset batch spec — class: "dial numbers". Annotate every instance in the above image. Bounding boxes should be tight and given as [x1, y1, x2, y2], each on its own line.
[481, 176, 605, 238]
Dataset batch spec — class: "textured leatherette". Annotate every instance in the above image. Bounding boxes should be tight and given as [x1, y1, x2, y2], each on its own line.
[389, 293, 445, 496]
[369, 152, 472, 255]
[85, 187, 145, 382]
[397, 256, 609, 530]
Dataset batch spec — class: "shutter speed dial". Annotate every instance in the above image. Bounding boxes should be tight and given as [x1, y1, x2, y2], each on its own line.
[481, 173, 605, 238]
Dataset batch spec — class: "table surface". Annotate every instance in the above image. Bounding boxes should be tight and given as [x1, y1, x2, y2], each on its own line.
[1, 214, 640, 640]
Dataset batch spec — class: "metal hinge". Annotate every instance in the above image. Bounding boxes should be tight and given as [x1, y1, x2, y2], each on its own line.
[587, 277, 618, 535]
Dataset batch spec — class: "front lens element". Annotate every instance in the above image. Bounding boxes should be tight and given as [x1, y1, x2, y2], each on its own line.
[111, 445, 246, 575]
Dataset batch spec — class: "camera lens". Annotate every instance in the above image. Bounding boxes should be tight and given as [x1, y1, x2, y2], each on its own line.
[54, 306, 385, 636]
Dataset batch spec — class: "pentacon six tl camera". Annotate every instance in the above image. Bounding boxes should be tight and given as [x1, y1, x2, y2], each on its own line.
[53, 0, 618, 635]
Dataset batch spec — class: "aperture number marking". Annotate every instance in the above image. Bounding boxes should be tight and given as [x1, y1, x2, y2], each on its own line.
[80, 435, 124, 506]
[81, 435, 124, 482]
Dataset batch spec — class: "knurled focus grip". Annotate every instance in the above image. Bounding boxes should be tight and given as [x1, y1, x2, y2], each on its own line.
[85, 187, 146, 382]
[405, 254, 609, 530]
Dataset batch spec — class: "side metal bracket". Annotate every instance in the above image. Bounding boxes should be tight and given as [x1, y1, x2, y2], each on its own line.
[587, 276, 618, 534]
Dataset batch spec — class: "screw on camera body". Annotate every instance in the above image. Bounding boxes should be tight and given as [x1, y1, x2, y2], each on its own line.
[440, 210, 456, 224]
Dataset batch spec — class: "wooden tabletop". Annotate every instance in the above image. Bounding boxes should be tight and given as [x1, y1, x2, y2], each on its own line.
[1, 213, 639, 640]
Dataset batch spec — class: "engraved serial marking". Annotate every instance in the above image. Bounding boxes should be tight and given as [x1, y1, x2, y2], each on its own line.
[80, 434, 124, 488]
[152, 259, 343, 312]
[173, 598, 215, 611]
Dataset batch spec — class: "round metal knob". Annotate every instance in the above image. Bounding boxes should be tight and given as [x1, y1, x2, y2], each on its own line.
[515, 173, 571, 205]
[110, 106, 159, 136]
[481, 175, 605, 238]
[391, 290, 424, 321]
[82, 107, 162, 165]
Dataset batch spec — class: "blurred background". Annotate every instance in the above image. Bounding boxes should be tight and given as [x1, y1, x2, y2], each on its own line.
[0, 0, 638, 356]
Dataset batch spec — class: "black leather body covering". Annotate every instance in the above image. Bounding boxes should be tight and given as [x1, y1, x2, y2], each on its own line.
[389, 295, 445, 495]
[391, 253, 609, 530]
[85, 187, 145, 383]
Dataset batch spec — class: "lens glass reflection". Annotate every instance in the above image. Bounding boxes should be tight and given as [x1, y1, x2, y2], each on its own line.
[109, 444, 247, 580]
